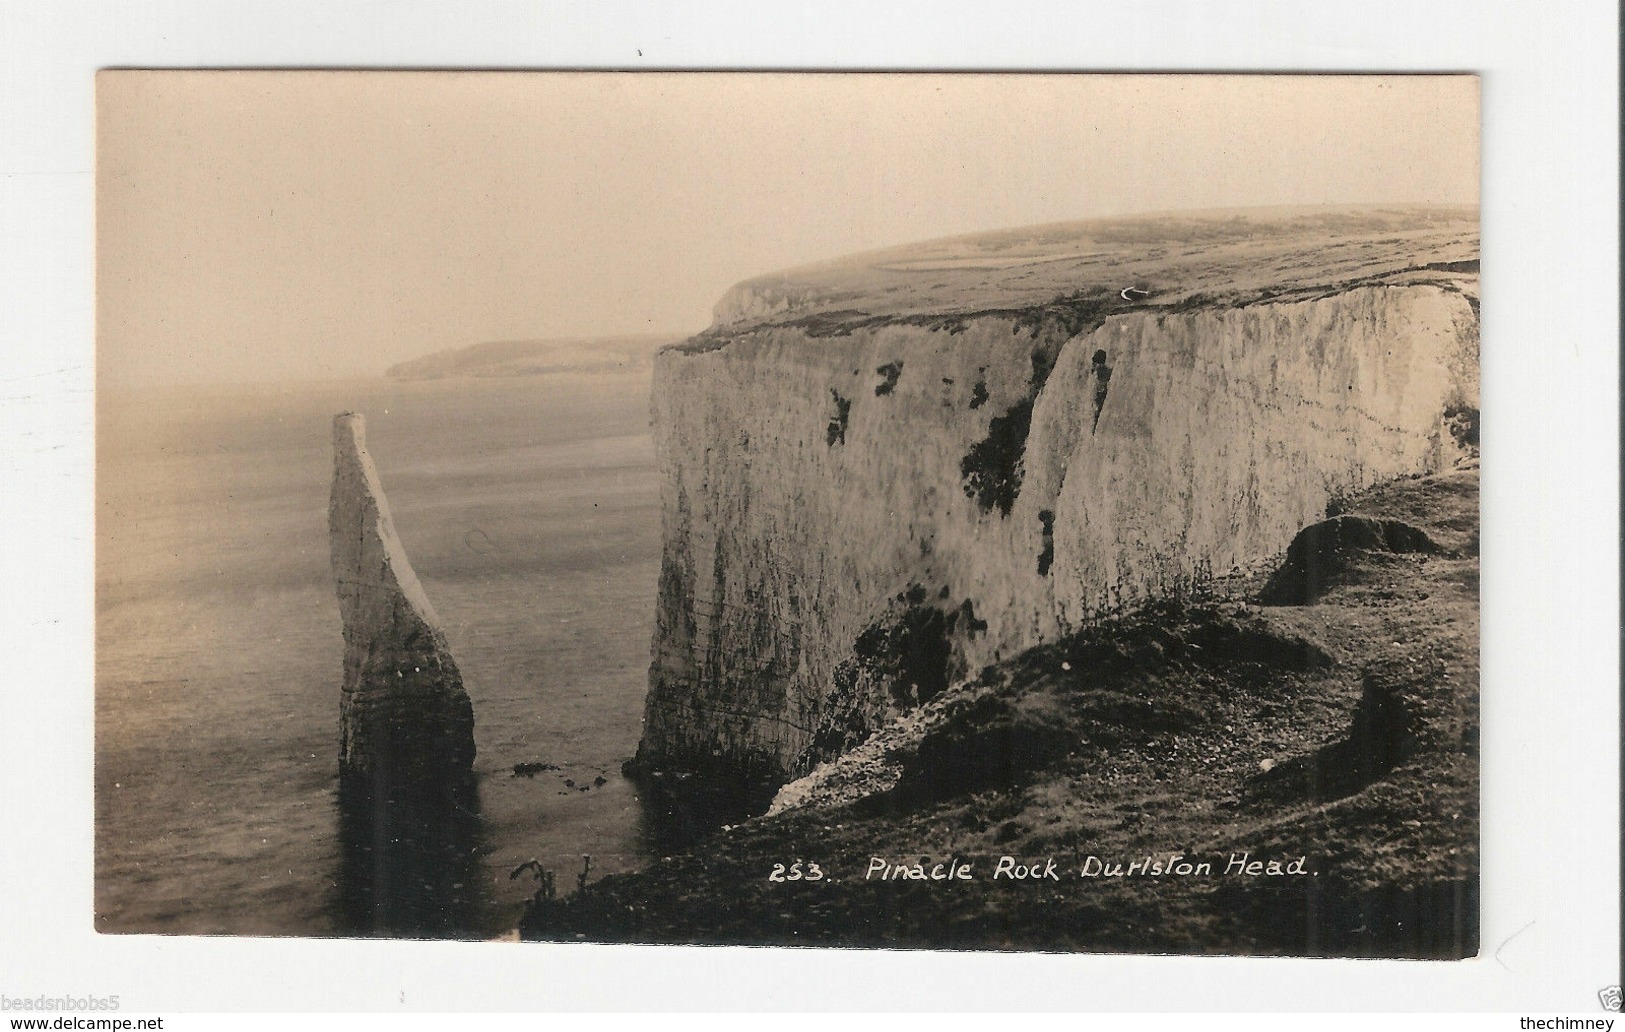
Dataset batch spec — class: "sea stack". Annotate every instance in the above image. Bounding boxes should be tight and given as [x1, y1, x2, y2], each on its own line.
[329, 412, 475, 801]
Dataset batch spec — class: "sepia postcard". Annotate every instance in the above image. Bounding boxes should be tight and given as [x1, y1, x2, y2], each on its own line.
[95, 71, 1481, 957]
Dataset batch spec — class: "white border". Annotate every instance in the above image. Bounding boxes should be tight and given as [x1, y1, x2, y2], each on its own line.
[1, 0, 1617, 1013]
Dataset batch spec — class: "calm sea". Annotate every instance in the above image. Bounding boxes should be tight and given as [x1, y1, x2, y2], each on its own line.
[95, 373, 661, 937]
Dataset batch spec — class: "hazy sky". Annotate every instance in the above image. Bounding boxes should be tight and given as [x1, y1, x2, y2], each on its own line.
[97, 72, 1478, 386]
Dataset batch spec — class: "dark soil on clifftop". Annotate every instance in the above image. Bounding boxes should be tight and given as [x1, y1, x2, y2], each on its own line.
[518, 469, 1479, 958]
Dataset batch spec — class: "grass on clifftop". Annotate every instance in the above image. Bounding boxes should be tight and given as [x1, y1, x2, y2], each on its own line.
[701, 206, 1478, 340]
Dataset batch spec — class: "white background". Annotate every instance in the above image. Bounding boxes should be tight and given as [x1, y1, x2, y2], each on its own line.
[0, 0, 1617, 1013]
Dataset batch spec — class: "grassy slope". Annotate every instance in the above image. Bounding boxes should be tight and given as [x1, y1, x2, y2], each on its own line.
[520, 466, 1479, 958]
[708, 206, 1479, 336]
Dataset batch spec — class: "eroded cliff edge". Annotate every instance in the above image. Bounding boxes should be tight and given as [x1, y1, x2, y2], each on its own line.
[632, 207, 1479, 787]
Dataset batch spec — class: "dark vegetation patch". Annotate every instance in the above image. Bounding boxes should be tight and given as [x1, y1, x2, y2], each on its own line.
[1090, 349, 1113, 429]
[808, 588, 989, 764]
[783, 309, 891, 339]
[1419, 259, 1480, 274]
[891, 692, 1076, 802]
[665, 333, 733, 356]
[960, 338, 1073, 516]
[997, 597, 1333, 698]
[1162, 290, 1226, 313]
[900, 600, 978, 694]
[1257, 515, 1444, 606]
[853, 600, 952, 708]
[1037, 509, 1056, 576]
[874, 362, 903, 396]
[961, 400, 1036, 515]
[1155, 262, 1480, 315]
[875, 599, 1334, 810]
[669, 259, 1476, 361]
[955, 599, 988, 634]
[1005, 289, 1124, 339]
[1444, 405, 1479, 450]
[825, 388, 851, 446]
[693, 286, 1128, 343]
[969, 376, 989, 409]
[1338, 471, 1479, 556]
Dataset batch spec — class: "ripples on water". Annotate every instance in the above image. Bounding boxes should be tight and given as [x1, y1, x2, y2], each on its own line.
[96, 374, 670, 938]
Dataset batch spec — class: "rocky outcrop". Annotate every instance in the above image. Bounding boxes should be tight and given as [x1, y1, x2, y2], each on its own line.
[1256, 515, 1445, 606]
[329, 413, 475, 799]
[634, 207, 1479, 787]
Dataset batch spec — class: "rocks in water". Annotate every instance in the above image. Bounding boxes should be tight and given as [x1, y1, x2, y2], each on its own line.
[329, 412, 476, 801]
[512, 762, 559, 778]
[1257, 515, 1443, 606]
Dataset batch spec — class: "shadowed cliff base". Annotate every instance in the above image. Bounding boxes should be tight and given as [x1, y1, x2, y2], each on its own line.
[520, 468, 1478, 957]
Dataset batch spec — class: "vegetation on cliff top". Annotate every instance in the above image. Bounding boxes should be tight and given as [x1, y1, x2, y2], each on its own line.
[700, 206, 1478, 340]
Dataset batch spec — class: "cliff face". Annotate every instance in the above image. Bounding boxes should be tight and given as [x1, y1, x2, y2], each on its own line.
[635, 208, 1478, 785]
[330, 413, 476, 795]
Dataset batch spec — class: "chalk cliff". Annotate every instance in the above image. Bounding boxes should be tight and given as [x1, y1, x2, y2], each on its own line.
[330, 413, 476, 798]
[633, 207, 1479, 786]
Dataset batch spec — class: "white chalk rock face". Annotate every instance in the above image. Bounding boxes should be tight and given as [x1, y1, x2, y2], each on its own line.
[1034, 286, 1478, 630]
[330, 413, 475, 795]
[633, 208, 1480, 786]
